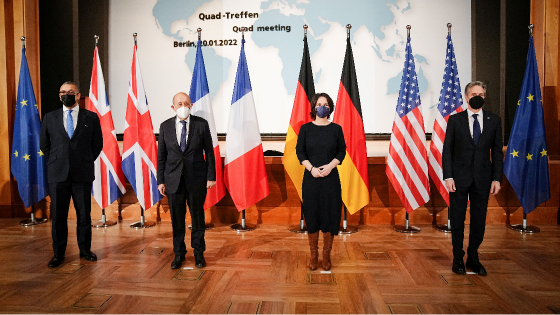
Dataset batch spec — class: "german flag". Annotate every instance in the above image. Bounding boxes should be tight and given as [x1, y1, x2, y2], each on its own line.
[283, 32, 315, 200]
[332, 35, 369, 214]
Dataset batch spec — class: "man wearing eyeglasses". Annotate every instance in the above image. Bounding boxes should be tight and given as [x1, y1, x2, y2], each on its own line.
[40, 81, 103, 268]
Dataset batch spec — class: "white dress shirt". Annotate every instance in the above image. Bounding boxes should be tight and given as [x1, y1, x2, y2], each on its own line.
[175, 115, 190, 146]
[63, 105, 79, 132]
[467, 108, 484, 138]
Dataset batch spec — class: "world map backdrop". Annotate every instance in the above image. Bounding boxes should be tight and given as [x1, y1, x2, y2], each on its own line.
[108, 0, 471, 134]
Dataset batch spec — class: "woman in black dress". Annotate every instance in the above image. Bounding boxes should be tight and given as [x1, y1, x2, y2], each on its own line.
[296, 93, 346, 271]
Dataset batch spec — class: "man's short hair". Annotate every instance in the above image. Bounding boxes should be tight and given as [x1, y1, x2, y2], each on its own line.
[464, 81, 487, 96]
[61, 81, 80, 93]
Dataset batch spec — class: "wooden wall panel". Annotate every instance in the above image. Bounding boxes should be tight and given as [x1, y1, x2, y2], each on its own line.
[532, 0, 560, 159]
[56, 154, 559, 226]
[0, 0, 42, 218]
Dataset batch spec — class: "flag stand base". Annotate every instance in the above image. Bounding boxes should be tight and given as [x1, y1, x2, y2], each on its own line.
[130, 207, 155, 229]
[339, 226, 359, 234]
[188, 223, 215, 230]
[288, 224, 307, 233]
[338, 207, 359, 234]
[290, 204, 307, 233]
[93, 220, 117, 228]
[130, 221, 156, 229]
[435, 218, 452, 233]
[394, 213, 420, 233]
[509, 224, 540, 233]
[231, 211, 255, 231]
[231, 223, 256, 232]
[435, 209, 452, 233]
[20, 208, 47, 226]
[20, 217, 48, 226]
[92, 212, 117, 228]
[435, 224, 452, 233]
[394, 225, 420, 233]
[509, 213, 540, 233]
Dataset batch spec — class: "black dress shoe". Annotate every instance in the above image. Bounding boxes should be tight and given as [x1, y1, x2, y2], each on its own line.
[195, 254, 206, 268]
[48, 256, 64, 268]
[466, 260, 487, 276]
[79, 251, 98, 261]
[171, 255, 185, 269]
[452, 258, 466, 274]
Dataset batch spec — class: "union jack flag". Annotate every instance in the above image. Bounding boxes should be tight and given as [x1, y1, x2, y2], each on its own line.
[428, 34, 466, 206]
[386, 35, 430, 213]
[87, 45, 126, 209]
[122, 42, 163, 210]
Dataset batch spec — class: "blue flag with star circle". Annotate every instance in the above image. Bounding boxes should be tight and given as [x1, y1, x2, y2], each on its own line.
[504, 37, 550, 214]
[10, 47, 49, 208]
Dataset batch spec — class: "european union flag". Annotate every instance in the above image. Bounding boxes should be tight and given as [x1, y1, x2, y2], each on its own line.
[504, 37, 550, 214]
[10, 48, 49, 208]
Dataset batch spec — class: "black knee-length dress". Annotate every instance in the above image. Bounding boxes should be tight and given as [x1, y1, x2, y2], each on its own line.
[296, 122, 346, 235]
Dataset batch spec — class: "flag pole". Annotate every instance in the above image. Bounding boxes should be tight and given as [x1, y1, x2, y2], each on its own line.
[336, 24, 359, 235]
[435, 23, 454, 234]
[128, 33, 155, 229]
[18, 36, 47, 227]
[89, 35, 117, 229]
[392, 25, 421, 234]
[229, 27, 256, 233]
[289, 24, 310, 234]
[507, 24, 540, 234]
[187, 27, 215, 232]
[131, 205, 156, 229]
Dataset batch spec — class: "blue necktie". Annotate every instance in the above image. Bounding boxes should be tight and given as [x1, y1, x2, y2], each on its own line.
[472, 113, 481, 145]
[67, 109, 74, 138]
[180, 120, 187, 152]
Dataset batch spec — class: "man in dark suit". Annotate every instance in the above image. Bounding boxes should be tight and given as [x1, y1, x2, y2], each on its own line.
[157, 92, 216, 269]
[40, 81, 103, 268]
[443, 81, 503, 276]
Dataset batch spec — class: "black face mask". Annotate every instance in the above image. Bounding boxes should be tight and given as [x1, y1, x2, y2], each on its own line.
[61, 94, 76, 107]
[469, 95, 484, 110]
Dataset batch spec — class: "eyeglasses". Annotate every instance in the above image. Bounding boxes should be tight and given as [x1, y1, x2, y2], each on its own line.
[59, 90, 79, 96]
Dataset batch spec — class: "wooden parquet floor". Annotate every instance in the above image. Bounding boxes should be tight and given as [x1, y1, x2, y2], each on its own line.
[1, 219, 560, 314]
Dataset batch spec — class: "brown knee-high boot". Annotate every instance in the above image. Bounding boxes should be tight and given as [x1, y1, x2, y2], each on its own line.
[322, 232, 334, 270]
[308, 232, 319, 270]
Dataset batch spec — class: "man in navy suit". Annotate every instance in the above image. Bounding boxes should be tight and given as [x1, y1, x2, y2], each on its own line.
[157, 92, 216, 269]
[443, 81, 504, 276]
[40, 81, 103, 268]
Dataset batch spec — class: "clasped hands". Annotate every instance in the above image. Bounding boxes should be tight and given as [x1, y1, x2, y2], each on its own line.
[310, 164, 335, 178]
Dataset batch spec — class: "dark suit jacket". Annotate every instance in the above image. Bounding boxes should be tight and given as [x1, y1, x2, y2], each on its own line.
[157, 115, 216, 194]
[40, 107, 103, 183]
[442, 110, 503, 188]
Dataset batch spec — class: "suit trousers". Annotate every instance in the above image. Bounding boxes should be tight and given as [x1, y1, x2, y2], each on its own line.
[49, 177, 93, 258]
[167, 176, 207, 257]
[449, 181, 490, 260]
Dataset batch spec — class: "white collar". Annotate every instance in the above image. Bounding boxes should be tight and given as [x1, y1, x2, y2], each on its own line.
[63, 105, 80, 113]
[467, 107, 483, 118]
[175, 115, 190, 125]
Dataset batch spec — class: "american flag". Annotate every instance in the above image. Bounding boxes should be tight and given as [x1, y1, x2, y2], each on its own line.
[386, 36, 430, 213]
[428, 34, 465, 206]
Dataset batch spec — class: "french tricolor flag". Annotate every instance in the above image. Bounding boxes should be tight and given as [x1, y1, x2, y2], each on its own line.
[189, 40, 226, 209]
[224, 38, 269, 211]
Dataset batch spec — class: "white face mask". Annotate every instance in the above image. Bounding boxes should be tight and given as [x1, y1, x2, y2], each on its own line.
[176, 106, 190, 119]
